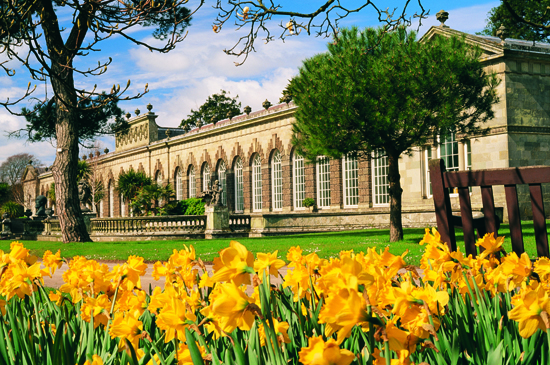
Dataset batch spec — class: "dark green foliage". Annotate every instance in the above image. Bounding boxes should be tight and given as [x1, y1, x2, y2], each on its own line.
[116, 169, 153, 202]
[479, 0, 550, 42]
[77, 160, 90, 181]
[130, 183, 174, 216]
[302, 198, 315, 207]
[0, 183, 10, 206]
[47, 183, 56, 203]
[18, 94, 129, 144]
[1, 201, 24, 219]
[179, 90, 241, 129]
[290, 27, 499, 241]
[182, 197, 205, 215]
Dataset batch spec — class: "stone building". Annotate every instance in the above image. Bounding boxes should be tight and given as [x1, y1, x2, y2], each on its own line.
[22, 24, 550, 235]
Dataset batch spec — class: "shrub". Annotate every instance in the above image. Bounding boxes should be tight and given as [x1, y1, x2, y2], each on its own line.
[1, 201, 24, 218]
[302, 197, 315, 207]
[183, 197, 205, 215]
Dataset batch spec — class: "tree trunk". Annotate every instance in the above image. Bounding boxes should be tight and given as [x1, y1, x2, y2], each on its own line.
[387, 152, 404, 242]
[51, 66, 92, 243]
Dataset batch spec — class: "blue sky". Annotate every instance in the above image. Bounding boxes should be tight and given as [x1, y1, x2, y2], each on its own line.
[0, 0, 499, 166]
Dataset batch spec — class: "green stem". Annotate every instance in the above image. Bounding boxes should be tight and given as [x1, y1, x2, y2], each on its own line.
[101, 278, 122, 356]
[384, 341, 391, 365]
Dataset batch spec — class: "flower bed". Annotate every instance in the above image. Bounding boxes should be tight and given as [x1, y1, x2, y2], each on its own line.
[0, 228, 549, 364]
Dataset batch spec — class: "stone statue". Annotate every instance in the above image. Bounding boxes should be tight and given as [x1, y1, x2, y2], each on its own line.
[35, 195, 47, 216]
[78, 179, 91, 212]
[211, 180, 223, 206]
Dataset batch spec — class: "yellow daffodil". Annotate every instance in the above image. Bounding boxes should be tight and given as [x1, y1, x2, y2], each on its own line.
[254, 250, 285, 278]
[509, 283, 550, 338]
[298, 336, 354, 365]
[476, 232, 504, 259]
[109, 312, 143, 351]
[258, 318, 290, 347]
[211, 241, 255, 286]
[82, 354, 104, 365]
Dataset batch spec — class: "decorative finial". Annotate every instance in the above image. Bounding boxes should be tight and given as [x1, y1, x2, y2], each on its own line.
[227, 111, 233, 120]
[89, 152, 93, 159]
[262, 99, 272, 110]
[28, 160, 33, 165]
[95, 151, 100, 157]
[244, 106, 252, 115]
[497, 25, 508, 43]
[135, 108, 140, 116]
[165, 129, 171, 138]
[104, 148, 109, 154]
[126, 112, 131, 120]
[82, 155, 87, 160]
[147, 103, 153, 112]
[436, 10, 449, 28]
[283, 94, 293, 104]
[211, 116, 217, 125]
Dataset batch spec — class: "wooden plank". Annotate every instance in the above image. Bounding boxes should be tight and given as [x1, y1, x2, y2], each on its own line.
[529, 184, 550, 257]
[481, 186, 498, 237]
[458, 187, 476, 256]
[443, 166, 550, 188]
[504, 185, 525, 255]
[429, 159, 457, 251]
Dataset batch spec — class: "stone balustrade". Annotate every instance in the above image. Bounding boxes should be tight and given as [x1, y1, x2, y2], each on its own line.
[90, 215, 207, 236]
[229, 215, 251, 232]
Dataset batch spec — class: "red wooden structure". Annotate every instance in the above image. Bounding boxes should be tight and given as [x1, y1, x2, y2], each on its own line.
[429, 158, 550, 258]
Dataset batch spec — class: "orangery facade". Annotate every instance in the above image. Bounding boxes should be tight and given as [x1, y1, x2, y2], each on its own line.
[22, 25, 550, 234]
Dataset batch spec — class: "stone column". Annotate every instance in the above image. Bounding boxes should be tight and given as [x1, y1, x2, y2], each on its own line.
[204, 205, 230, 239]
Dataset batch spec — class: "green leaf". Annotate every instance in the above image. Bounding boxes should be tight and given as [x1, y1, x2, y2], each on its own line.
[487, 341, 504, 365]
[185, 328, 205, 365]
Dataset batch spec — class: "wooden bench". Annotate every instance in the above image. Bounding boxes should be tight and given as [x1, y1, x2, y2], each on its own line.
[429, 158, 550, 258]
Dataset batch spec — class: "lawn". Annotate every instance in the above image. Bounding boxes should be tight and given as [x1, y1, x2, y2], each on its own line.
[1, 222, 542, 266]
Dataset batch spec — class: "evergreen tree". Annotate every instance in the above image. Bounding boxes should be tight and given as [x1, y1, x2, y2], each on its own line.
[179, 90, 241, 130]
[290, 27, 500, 242]
[479, 0, 550, 42]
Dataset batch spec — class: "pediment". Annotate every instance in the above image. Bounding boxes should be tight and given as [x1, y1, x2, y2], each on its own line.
[420, 26, 503, 58]
[21, 165, 37, 181]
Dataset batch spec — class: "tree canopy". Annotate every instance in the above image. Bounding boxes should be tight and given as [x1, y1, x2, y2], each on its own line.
[179, 90, 241, 130]
[290, 27, 500, 242]
[479, 0, 550, 42]
[16, 94, 128, 146]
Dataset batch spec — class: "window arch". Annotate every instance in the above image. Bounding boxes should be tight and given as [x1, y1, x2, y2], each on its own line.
[120, 193, 126, 217]
[217, 160, 227, 206]
[271, 150, 282, 211]
[234, 157, 244, 212]
[109, 180, 115, 217]
[175, 167, 183, 200]
[293, 152, 305, 210]
[188, 166, 196, 198]
[155, 171, 163, 186]
[343, 154, 359, 207]
[202, 163, 211, 191]
[316, 156, 331, 209]
[252, 154, 262, 212]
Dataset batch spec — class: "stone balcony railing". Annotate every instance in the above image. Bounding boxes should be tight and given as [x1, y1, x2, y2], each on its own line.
[229, 215, 251, 232]
[90, 215, 207, 236]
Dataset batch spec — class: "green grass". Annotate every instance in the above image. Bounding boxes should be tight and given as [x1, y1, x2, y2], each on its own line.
[1, 222, 542, 266]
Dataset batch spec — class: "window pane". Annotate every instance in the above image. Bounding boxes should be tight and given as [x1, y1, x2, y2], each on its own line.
[293, 154, 305, 209]
[203, 164, 211, 191]
[189, 166, 196, 198]
[252, 155, 263, 212]
[372, 151, 389, 205]
[272, 151, 283, 210]
[316, 156, 331, 208]
[343, 154, 359, 207]
[218, 161, 227, 206]
[235, 158, 244, 212]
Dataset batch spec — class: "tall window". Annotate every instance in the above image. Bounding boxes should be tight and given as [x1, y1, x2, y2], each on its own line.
[218, 161, 227, 205]
[188, 166, 196, 198]
[440, 133, 459, 172]
[424, 146, 433, 197]
[120, 194, 126, 217]
[316, 156, 331, 209]
[175, 168, 183, 200]
[109, 181, 114, 217]
[293, 153, 306, 210]
[99, 198, 103, 218]
[252, 154, 262, 212]
[203, 163, 211, 192]
[372, 151, 389, 206]
[271, 150, 283, 210]
[156, 171, 163, 185]
[343, 154, 359, 207]
[234, 157, 244, 212]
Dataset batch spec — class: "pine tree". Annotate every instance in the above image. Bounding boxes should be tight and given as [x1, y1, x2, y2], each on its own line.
[290, 27, 500, 242]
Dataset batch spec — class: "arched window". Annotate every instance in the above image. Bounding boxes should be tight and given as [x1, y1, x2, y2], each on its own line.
[203, 163, 211, 192]
[271, 150, 282, 210]
[372, 150, 389, 206]
[99, 198, 103, 218]
[109, 181, 114, 217]
[234, 157, 244, 212]
[188, 166, 196, 198]
[343, 154, 359, 207]
[316, 156, 331, 209]
[218, 160, 227, 206]
[155, 171, 163, 186]
[175, 168, 183, 200]
[293, 153, 305, 209]
[120, 193, 126, 217]
[252, 154, 262, 212]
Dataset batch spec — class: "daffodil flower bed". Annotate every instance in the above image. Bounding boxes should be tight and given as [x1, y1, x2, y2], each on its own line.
[1, 228, 550, 365]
